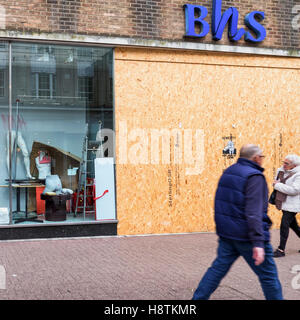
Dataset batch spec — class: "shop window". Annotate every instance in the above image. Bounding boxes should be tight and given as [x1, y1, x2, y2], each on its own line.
[77, 47, 93, 60]
[31, 73, 56, 99]
[0, 70, 4, 97]
[0, 42, 115, 226]
[78, 76, 93, 102]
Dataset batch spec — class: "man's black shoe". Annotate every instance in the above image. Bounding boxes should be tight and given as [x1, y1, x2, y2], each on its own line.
[273, 249, 285, 258]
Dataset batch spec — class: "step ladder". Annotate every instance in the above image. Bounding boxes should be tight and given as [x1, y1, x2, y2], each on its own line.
[74, 125, 97, 220]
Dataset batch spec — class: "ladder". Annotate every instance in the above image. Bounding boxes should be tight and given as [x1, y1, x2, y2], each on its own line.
[74, 124, 96, 219]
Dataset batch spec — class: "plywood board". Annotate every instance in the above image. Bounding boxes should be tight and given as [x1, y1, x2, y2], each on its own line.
[114, 48, 300, 235]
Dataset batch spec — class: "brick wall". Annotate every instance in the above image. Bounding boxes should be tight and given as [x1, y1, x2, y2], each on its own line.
[0, 0, 298, 50]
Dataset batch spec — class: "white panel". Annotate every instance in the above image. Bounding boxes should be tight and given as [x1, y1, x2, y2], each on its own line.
[94, 157, 116, 220]
[0, 208, 9, 225]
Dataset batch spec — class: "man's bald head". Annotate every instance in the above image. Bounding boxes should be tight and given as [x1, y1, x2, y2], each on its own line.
[239, 144, 262, 160]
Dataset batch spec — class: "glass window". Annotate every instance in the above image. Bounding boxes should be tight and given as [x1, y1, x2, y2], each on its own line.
[78, 76, 93, 102]
[0, 42, 114, 226]
[0, 70, 5, 97]
[31, 73, 57, 99]
[0, 43, 9, 224]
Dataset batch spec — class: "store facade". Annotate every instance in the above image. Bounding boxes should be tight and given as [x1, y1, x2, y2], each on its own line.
[0, 0, 299, 239]
[0, 42, 117, 239]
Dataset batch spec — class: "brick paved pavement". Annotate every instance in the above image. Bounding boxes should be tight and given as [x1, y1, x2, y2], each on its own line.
[0, 229, 299, 300]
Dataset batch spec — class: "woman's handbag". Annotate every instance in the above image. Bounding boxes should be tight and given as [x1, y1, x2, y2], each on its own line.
[269, 172, 280, 205]
[268, 171, 296, 208]
[269, 189, 277, 205]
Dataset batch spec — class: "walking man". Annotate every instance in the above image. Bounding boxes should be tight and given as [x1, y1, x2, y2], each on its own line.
[192, 144, 283, 300]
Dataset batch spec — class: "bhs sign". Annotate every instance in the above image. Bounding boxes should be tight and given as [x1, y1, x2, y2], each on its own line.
[184, 0, 266, 43]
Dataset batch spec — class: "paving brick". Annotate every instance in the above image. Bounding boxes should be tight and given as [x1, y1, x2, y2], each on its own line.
[0, 229, 299, 300]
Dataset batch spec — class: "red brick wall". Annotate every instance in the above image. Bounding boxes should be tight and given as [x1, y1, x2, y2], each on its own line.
[0, 0, 298, 50]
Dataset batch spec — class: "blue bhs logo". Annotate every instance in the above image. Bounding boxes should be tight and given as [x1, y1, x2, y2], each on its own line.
[184, 0, 266, 43]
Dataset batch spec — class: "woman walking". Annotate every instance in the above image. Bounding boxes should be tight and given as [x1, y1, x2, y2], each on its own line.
[273, 154, 300, 258]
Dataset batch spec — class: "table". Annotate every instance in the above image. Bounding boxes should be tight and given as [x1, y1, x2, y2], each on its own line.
[41, 193, 72, 221]
[0, 182, 45, 223]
